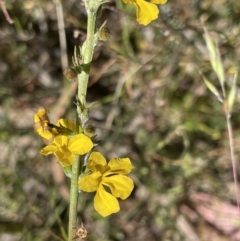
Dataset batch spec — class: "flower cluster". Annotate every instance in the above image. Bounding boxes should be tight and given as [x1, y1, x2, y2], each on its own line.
[34, 108, 93, 167]
[34, 108, 134, 216]
[123, 0, 168, 26]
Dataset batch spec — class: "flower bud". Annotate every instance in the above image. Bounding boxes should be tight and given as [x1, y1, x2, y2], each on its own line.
[99, 27, 111, 42]
[63, 67, 78, 82]
[83, 124, 96, 138]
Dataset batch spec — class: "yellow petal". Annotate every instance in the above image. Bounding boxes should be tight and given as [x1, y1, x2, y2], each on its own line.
[106, 158, 134, 175]
[94, 186, 119, 217]
[34, 108, 50, 123]
[55, 146, 75, 167]
[34, 108, 53, 140]
[54, 135, 69, 147]
[35, 126, 53, 140]
[40, 136, 68, 156]
[103, 175, 134, 199]
[40, 143, 58, 155]
[57, 119, 76, 132]
[122, 0, 135, 3]
[87, 152, 107, 171]
[151, 0, 167, 4]
[134, 0, 159, 26]
[78, 172, 102, 192]
[68, 134, 93, 155]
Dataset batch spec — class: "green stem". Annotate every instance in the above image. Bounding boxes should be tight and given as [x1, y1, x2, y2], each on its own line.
[68, 5, 97, 241]
[78, 10, 96, 106]
[68, 156, 81, 241]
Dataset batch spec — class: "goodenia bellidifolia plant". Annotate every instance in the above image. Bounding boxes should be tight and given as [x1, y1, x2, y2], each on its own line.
[33, 0, 168, 240]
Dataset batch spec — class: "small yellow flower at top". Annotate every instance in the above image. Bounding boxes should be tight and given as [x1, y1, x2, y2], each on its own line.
[122, 0, 167, 26]
[40, 134, 93, 167]
[78, 152, 134, 217]
[34, 108, 76, 143]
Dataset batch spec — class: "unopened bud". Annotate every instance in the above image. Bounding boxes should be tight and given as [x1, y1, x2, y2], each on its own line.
[63, 67, 78, 82]
[83, 124, 96, 138]
[99, 27, 111, 42]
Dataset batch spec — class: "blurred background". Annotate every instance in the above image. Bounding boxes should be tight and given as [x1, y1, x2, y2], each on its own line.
[1, 0, 240, 240]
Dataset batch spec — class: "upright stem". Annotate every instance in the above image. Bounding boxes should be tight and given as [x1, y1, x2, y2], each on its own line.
[68, 156, 81, 241]
[68, 5, 97, 241]
[78, 10, 96, 106]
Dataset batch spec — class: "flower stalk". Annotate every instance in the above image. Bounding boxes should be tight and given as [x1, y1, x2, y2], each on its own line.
[68, 1, 98, 240]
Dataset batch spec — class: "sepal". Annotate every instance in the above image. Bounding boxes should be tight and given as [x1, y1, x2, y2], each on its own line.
[63, 165, 72, 178]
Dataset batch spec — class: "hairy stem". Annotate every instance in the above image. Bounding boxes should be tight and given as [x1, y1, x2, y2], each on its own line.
[68, 156, 81, 241]
[78, 10, 96, 106]
[68, 5, 97, 241]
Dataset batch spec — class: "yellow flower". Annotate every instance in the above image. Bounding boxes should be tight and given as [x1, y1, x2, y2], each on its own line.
[34, 108, 76, 143]
[40, 134, 93, 167]
[78, 152, 134, 217]
[123, 0, 167, 26]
